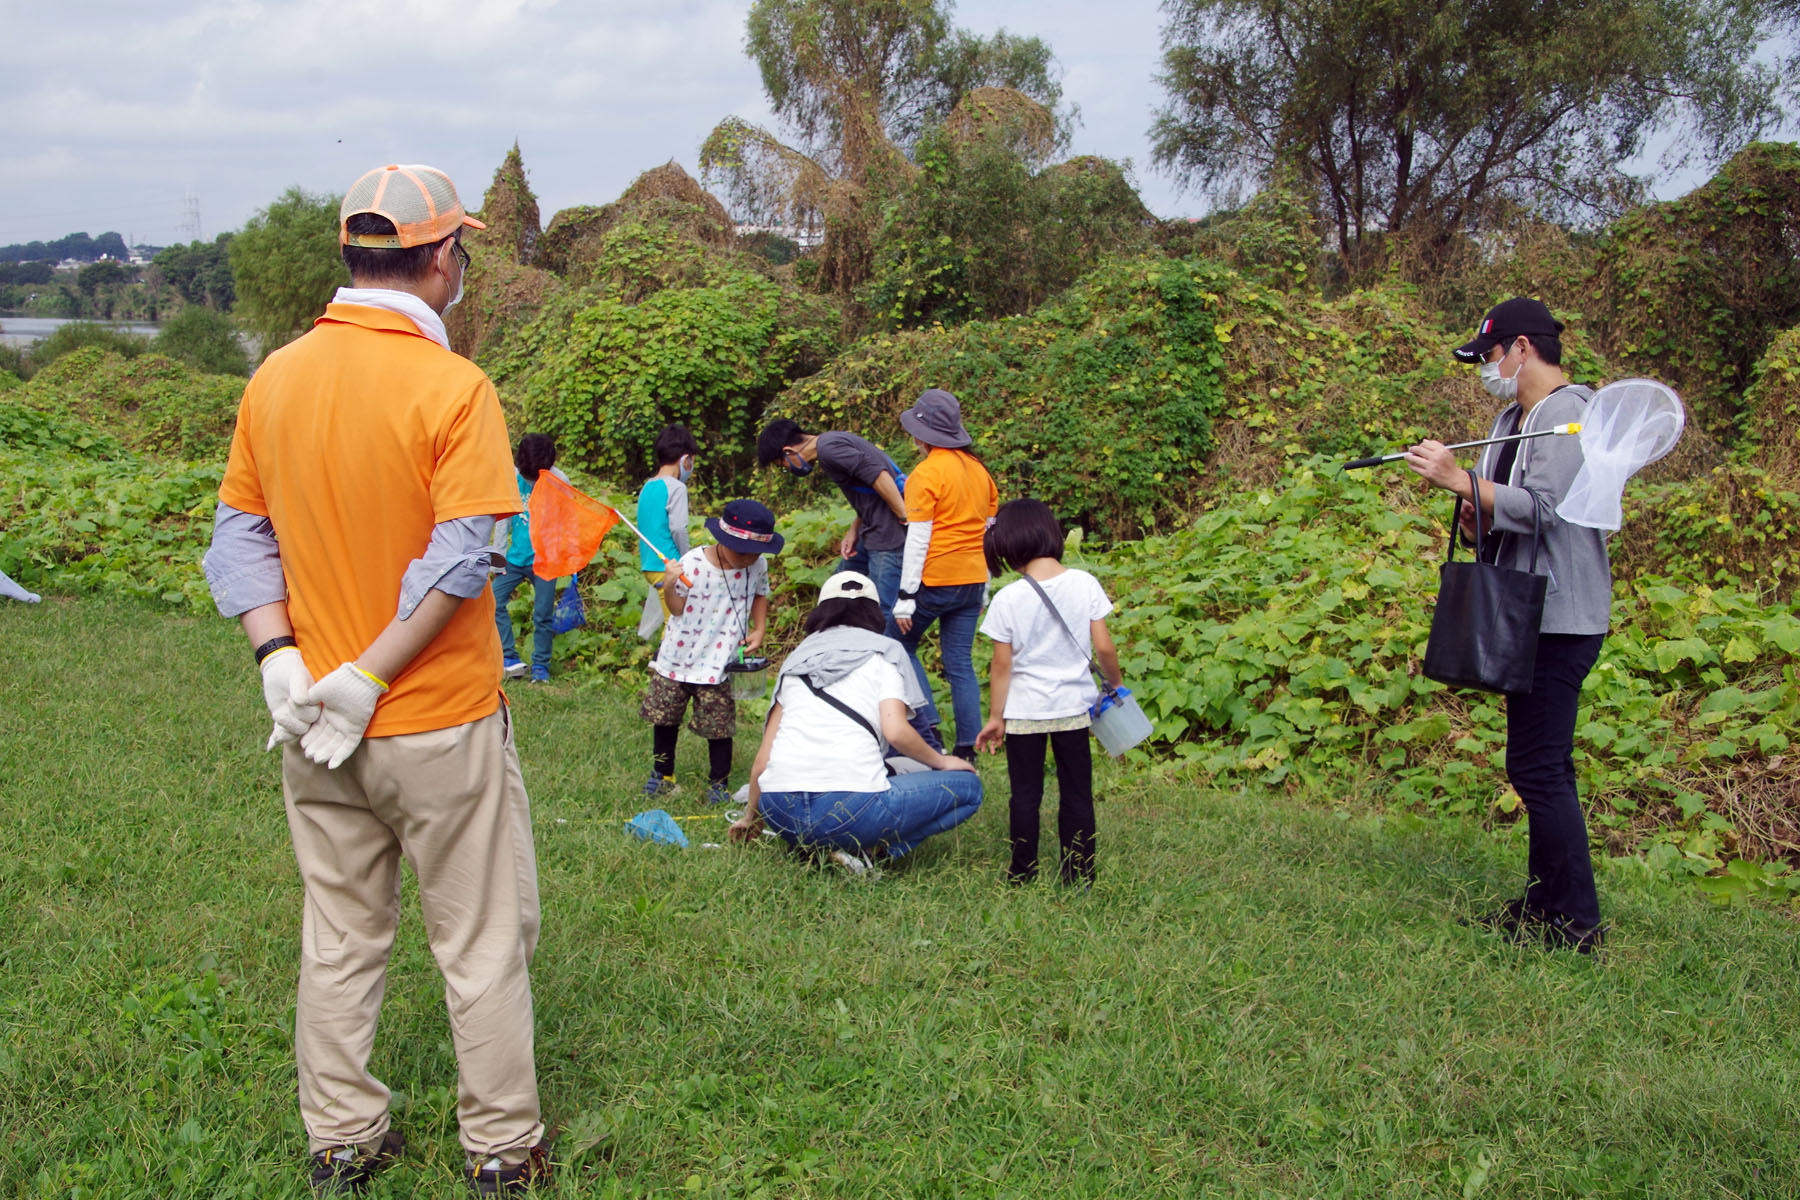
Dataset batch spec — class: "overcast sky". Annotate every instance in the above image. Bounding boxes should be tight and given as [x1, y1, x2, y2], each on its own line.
[0, 0, 1196, 247]
[0, 0, 1763, 249]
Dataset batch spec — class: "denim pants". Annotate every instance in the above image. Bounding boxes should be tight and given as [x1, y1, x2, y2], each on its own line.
[896, 581, 985, 748]
[493, 560, 556, 672]
[839, 545, 940, 745]
[759, 769, 984, 858]
[1506, 632, 1606, 927]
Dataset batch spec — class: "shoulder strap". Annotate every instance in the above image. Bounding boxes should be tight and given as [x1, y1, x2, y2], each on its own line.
[1020, 574, 1100, 682]
[792, 673, 885, 749]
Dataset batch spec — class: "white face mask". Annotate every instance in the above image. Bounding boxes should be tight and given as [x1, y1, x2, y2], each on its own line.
[444, 262, 465, 313]
[1480, 345, 1521, 400]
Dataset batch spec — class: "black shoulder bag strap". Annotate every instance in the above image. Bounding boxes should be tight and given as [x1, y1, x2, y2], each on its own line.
[1455, 469, 1541, 572]
[789, 673, 886, 751]
[1019, 574, 1104, 687]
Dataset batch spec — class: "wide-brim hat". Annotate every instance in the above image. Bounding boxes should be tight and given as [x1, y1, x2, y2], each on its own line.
[1454, 297, 1564, 362]
[819, 571, 879, 604]
[706, 498, 784, 555]
[899, 388, 972, 449]
[340, 164, 487, 248]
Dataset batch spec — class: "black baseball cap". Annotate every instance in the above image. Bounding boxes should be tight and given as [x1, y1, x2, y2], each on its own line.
[1453, 298, 1564, 363]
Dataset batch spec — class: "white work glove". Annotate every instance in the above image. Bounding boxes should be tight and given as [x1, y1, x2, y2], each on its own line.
[300, 663, 388, 770]
[259, 646, 321, 751]
[892, 597, 917, 622]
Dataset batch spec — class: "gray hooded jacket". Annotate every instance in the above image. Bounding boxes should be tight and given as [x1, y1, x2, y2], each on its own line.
[776, 626, 928, 713]
[1473, 384, 1611, 635]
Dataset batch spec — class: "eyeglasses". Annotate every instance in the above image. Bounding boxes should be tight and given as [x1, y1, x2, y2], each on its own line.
[449, 240, 470, 270]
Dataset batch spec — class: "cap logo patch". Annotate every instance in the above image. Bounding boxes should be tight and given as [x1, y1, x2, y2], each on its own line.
[1480, 318, 1494, 334]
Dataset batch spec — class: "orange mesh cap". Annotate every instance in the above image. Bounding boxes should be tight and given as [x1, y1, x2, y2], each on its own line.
[339, 164, 488, 248]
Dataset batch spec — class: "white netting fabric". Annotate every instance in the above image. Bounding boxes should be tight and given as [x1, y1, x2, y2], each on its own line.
[1557, 379, 1685, 530]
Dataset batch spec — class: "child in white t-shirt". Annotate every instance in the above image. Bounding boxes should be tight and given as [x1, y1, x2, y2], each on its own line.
[640, 499, 780, 805]
[975, 499, 1122, 885]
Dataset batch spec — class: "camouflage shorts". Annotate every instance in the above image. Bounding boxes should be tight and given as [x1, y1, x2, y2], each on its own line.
[640, 671, 736, 739]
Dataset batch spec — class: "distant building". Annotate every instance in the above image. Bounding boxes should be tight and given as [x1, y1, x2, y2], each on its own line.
[734, 222, 822, 251]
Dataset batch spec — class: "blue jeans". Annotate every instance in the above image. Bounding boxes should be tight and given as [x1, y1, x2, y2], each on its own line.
[760, 769, 984, 858]
[839, 546, 940, 745]
[493, 560, 556, 671]
[896, 581, 985, 749]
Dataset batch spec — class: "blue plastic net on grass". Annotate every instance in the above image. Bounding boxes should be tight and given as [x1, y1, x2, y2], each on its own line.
[625, 809, 689, 848]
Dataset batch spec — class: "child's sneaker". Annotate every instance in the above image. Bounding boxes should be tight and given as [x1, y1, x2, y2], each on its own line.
[642, 773, 679, 798]
[703, 781, 733, 806]
[502, 658, 527, 679]
[528, 666, 550, 684]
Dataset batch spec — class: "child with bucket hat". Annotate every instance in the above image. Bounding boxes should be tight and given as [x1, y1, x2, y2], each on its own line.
[640, 499, 782, 804]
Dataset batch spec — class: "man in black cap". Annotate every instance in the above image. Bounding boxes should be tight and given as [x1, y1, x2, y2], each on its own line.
[757, 417, 942, 749]
[1402, 298, 1612, 953]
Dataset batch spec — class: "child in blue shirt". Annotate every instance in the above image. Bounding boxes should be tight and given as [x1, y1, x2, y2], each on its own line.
[635, 424, 698, 639]
[493, 433, 568, 682]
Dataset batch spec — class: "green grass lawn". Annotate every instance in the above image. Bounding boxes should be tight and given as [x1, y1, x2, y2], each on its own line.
[2, 597, 1796, 1198]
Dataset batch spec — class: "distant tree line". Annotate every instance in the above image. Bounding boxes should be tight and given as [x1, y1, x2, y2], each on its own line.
[0, 231, 132, 264]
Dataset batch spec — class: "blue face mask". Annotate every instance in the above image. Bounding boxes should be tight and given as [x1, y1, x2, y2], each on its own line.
[678, 455, 693, 482]
[785, 454, 814, 478]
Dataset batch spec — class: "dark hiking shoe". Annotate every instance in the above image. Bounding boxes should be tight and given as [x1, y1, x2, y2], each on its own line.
[468, 1141, 554, 1195]
[1461, 897, 1533, 935]
[1540, 916, 1610, 955]
[951, 744, 977, 763]
[310, 1129, 404, 1195]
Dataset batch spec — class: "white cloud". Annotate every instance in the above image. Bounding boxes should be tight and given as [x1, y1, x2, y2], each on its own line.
[0, 146, 81, 181]
[0, 0, 1206, 243]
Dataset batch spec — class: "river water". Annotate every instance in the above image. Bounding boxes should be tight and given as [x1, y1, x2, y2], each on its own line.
[0, 316, 162, 348]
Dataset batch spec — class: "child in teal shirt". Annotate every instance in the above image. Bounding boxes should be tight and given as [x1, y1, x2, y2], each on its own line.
[635, 424, 698, 638]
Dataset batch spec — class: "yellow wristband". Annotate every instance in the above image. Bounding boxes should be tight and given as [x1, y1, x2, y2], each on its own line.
[351, 664, 390, 692]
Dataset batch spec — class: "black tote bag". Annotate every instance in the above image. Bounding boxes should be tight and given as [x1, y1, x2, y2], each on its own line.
[1422, 470, 1546, 695]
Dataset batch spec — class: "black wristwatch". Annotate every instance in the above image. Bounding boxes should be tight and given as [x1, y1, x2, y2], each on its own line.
[253, 635, 297, 666]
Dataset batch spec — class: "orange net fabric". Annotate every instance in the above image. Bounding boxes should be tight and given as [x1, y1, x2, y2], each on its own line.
[529, 473, 620, 578]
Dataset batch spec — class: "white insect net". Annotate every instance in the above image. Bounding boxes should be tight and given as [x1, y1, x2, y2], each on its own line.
[1557, 379, 1685, 531]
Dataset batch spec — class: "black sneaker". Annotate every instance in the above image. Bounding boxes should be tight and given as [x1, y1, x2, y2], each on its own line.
[951, 744, 977, 763]
[1462, 897, 1533, 936]
[1540, 915, 1610, 955]
[468, 1141, 554, 1195]
[310, 1129, 404, 1195]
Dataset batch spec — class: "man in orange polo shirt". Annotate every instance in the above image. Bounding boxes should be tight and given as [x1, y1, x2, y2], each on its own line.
[202, 165, 550, 1196]
[892, 389, 1000, 759]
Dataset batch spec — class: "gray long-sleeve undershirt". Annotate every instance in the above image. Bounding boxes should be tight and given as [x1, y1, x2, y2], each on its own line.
[203, 503, 497, 621]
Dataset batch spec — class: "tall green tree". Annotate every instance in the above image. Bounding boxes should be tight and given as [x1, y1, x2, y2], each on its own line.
[1151, 0, 1784, 272]
[152, 234, 236, 310]
[703, 0, 1065, 295]
[228, 188, 346, 357]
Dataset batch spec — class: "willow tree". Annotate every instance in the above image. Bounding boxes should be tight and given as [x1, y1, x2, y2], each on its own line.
[228, 187, 347, 357]
[1151, 0, 1785, 275]
[702, 0, 1064, 296]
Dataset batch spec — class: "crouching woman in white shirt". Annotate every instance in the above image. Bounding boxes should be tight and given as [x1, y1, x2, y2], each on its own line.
[728, 573, 981, 870]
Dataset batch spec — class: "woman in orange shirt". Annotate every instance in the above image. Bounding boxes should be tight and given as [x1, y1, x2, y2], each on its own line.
[891, 389, 999, 760]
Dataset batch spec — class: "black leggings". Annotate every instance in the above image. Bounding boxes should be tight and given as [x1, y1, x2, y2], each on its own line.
[652, 724, 733, 786]
[1005, 728, 1095, 883]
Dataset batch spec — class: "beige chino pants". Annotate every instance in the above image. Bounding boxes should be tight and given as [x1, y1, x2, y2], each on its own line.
[281, 705, 544, 1165]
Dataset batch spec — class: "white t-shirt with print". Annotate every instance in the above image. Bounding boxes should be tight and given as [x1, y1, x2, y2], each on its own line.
[979, 567, 1114, 720]
[756, 656, 906, 795]
[650, 546, 769, 684]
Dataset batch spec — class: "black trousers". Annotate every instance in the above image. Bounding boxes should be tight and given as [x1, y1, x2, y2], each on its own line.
[1505, 632, 1605, 927]
[1005, 728, 1095, 883]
